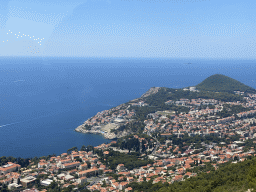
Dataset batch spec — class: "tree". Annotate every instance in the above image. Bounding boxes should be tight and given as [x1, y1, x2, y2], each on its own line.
[35, 178, 41, 189]
[81, 145, 86, 151]
[75, 157, 83, 163]
[101, 180, 107, 187]
[47, 180, 60, 192]
[62, 185, 74, 192]
[67, 146, 78, 154]
[86, 161, 91, 169]
[80, 189, 90, 192]
[247, 164, 256, 189]
[1, 184, 9, 192]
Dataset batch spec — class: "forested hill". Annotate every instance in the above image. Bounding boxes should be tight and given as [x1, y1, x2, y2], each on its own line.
[196, 74, 256, 93]
[140, 74, 254, 105]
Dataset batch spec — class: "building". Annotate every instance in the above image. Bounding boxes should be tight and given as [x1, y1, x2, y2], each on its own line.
[20, 176, 37, 188]
[61, 161, 81, 169]
[57, 173, 66, 180]
[8, 183, 22, 190]
[21, 188, 39, 192]
[77, 168, 100, 177]
[0, 162, 21, 175]
[64, 175, 74, 181]
[41, 179, 53, 186]
[77, 176, 87, 184]
[116, 164, 125, 171]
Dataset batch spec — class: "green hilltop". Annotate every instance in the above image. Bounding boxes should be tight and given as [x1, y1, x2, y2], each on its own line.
[196, 74, 256, 93]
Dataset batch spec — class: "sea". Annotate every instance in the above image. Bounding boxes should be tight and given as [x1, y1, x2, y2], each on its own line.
[0, 57, 256, 158]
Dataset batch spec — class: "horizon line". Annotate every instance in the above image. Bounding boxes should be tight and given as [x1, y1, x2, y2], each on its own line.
[0, 56, 256, 61]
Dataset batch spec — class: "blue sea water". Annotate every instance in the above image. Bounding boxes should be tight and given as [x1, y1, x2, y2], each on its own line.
[0, 57, 256, 158]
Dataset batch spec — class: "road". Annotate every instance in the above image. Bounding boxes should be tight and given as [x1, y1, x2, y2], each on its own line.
[148, 132, 160, 155]
[87, 175, 105, 186]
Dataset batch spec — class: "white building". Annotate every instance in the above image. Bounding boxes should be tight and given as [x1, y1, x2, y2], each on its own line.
[41, 179, 53, 186]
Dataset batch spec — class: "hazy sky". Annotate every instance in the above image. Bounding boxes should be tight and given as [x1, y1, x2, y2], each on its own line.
[0, 0, 255, 58]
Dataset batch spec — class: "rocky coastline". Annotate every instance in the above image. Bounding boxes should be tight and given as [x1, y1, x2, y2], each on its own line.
[75, 124, 130, 140]
[75, 125, 114, 139]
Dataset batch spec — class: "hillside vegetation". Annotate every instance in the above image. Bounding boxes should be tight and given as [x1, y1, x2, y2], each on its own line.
[143, 87, 244, 105]
[128, 156, 256, 192]
[196, 74, 256, 93]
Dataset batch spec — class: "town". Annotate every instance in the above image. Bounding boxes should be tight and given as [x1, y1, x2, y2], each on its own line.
[2, 86, 256, 192]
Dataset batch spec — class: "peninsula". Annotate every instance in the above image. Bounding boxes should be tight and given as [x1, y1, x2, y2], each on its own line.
[75, 87, 162, 139]
[75, 74, 256, 140]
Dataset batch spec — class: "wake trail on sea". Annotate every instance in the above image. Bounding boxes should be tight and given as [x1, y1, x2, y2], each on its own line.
[13, 80, 25, 83]
[0, 113, 62, 128]
[0, 122, 21, 128]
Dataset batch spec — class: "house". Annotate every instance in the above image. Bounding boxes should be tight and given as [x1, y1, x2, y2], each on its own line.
[125, 187, 133, 192]
[127, 177, 134, 183]
[20, 176, 37, 188]
[38, 162, 48, 168]
[21, 188, 39, 192]
[111, 182, 119, 189]
[62, 161, 81, 169]
[57, 173, 66, 180]
[41, 179, 53, 186]
[116, 164, 125, 171]
[77, 176, 87, 184]
[64, 175, 74, 181]
[0, 162, 21, 175]
[8, 183, 22, 190]
[119, 182, 128, 190]
[79, 163, 88, 170]
[173, 175, 183, 182]
[77, 168, 100, 177]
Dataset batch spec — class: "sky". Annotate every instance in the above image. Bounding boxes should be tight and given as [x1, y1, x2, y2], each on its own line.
[0, 0, 256, 59]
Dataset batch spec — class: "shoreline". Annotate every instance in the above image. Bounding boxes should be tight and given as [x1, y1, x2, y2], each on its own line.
[75, 124, 118, 140]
